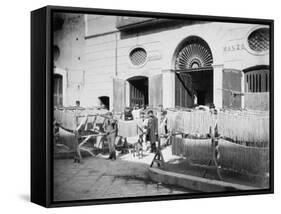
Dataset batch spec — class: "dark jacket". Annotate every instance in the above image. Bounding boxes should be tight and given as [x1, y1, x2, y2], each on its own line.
[147, 116, 158, 143]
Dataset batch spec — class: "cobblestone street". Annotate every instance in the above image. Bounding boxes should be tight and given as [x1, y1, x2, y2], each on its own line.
[53, 151, 193, 201]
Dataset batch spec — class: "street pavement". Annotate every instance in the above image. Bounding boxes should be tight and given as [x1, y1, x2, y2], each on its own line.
[53, 150, 193, 201]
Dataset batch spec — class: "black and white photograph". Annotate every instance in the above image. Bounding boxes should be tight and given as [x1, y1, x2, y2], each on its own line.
[51, 10, 272, 203]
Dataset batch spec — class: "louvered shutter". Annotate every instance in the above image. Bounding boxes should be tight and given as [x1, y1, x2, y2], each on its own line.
[149, 74, 163, 108]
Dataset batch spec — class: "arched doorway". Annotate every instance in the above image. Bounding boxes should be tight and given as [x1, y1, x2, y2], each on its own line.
[98, 96, 110, 110]
[127, 76, 148, 107]
[174, 36, 213, 107]
[54, 73, 63, 107]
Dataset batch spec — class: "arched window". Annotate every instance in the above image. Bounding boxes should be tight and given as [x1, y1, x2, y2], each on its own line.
[98, 96, 110, 110]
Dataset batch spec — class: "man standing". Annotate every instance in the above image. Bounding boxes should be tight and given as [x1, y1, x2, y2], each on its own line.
[147, 110, 158, 153]
[104, 112, 118, 160]
[136, 111, 148, 152]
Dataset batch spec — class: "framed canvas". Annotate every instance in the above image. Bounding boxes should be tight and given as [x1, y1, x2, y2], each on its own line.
[31, 5, 274, 208]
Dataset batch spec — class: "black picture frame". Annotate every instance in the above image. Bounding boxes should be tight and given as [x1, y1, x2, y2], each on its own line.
[31, 5, 274, 208]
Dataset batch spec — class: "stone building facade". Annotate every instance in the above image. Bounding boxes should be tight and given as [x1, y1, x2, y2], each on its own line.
[53, 13, 270, 111]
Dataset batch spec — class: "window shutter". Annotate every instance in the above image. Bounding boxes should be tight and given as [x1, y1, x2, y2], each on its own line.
[113, 78, 126, 113]
[222, 69, 242, 109]
[149, 74, 163, 108]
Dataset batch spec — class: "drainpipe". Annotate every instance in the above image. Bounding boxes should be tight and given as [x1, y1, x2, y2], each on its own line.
[241, 71, 245, 109]
[115, 32, 118, 77]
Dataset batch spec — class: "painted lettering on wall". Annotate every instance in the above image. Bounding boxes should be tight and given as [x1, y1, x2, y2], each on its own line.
[224, 44, 246, 52]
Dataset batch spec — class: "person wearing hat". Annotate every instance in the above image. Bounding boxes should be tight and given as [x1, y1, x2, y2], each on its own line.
[147, 110, 158, 153]
[103, 112, 118, 160]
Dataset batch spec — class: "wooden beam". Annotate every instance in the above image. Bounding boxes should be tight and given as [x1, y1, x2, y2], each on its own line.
[173, 66, 213, 73]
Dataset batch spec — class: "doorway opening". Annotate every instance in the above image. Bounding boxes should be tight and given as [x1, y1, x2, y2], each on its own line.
[98, 96, 110, 110]
[189, 69, 213, 105]
[127, 76, 148, 107]
[54, 73, 63, 107]
[175, 70, 213, 107]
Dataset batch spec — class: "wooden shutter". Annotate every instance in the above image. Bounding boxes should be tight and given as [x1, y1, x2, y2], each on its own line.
[175, 73, 193, 108]
[54, 74, 63, 106]
[149, 74, 163, 108]
[113, 78, 126, 113]
[222, 69, 242, 109]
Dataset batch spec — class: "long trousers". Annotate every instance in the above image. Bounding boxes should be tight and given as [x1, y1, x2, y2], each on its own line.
[107, 134, 116, 158]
